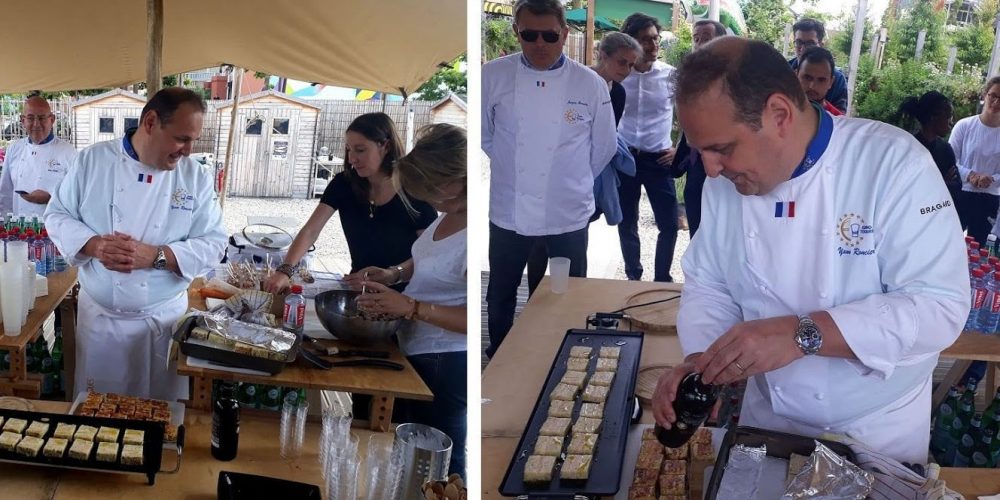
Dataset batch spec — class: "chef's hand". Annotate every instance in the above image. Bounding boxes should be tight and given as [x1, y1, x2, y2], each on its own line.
[695, 315, 803, 386]
[651, 355, 700, 429]
[84, 234, 137, 273]
[656, 148, 676, 167]
[18, 190, 50, 204]
[263, 272, 290, 294]
[344, 266, 394, 289]
[355, 281, 412, 316]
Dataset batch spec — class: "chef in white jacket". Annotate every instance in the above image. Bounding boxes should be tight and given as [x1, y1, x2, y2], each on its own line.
[652, 38, 970, 464]
[0, 96, 76, 217]
[45, 88, 226, 402]
[482, 0, 617, 357]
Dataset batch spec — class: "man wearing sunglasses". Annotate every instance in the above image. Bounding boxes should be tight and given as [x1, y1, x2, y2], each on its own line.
[0, 95, 76, 217]
[617, 12, 680, 283]
[482, 0, 617, 357]
[787, 18, 847, 114]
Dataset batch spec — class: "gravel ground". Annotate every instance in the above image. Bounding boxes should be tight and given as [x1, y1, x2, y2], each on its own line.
[478, 159, 689, 283]
[220, 196, 351, 267]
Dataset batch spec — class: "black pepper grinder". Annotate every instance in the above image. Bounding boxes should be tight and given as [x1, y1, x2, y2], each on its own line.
[655, 373, 720, 447]
[211, 381, 240, 461]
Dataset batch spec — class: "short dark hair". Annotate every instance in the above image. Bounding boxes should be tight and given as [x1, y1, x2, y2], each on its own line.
[673, 39, 807, 130]
[792, 18, 826, 41]
[694, 19, 727, 37]
[140, 87, 206, 125]
[622, 12, 661, 38]
[513, 0, 566, 27]
[985, 76, 1000, 95]
[798, 46, 835, 76]
[898, 91, 951, 127]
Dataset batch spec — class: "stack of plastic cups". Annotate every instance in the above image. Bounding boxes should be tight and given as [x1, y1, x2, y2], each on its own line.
[279, 400, 297, 460]
[364, 433, 400, 500]
[325, 426, 359, 499]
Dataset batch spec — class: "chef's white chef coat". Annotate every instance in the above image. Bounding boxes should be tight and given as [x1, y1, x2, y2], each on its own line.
[44, 136, 226, 400]
[0, 134, 76, 216]
[678, 113, 970, 464]
[482, 53, 617, 236]
[618, 60, 675, 153]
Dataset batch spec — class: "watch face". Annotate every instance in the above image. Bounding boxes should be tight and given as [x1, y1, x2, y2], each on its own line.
[797, 323, 822, 354]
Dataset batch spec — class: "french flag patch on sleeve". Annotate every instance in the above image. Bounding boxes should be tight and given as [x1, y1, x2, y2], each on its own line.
[137, 173, 153, 184]
[774, 201, 795, 218]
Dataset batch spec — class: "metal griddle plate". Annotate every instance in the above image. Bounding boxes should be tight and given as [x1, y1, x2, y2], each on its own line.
[500, 329, 644, 497]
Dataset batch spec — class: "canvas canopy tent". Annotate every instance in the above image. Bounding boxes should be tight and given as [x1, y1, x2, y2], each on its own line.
[0, 0, 465, 97]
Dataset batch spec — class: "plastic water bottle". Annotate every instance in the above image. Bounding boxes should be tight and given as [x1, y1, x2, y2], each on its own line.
[971, 255, 982, 274]
[989, 234, 998, 258]
[41, 230, 53, 274]
[968, 269, 988, 332]
[981, 272, 1000, 334]
[282, 285, 305, 334]
[32, 236, 46, 276]
[981, 249, 991, 265]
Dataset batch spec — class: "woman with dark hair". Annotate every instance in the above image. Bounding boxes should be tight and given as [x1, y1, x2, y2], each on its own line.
[898, 91, 962, 208]
[264, 112, 437, 293]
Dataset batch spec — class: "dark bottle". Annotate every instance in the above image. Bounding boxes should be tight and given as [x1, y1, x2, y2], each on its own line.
[655, 373, 720, 447]
[211, 382, 240, 461]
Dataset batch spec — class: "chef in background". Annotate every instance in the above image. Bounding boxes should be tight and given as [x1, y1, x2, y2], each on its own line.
[652, 38, 969, 464]
[0, 95, 76, 217]
[45, 88, 226, 401]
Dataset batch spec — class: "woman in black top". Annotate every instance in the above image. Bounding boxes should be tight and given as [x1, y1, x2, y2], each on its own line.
[898, 91, 963, 213]
[264, 113, 436, 292]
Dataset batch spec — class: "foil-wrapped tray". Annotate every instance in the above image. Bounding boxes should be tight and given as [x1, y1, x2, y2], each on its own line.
[172, 312, 301, 375]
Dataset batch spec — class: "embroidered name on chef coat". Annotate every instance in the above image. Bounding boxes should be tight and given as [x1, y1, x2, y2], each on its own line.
[170, 188, 194, 211]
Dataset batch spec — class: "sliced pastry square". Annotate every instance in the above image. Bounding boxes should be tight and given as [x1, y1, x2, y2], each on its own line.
[579, 402, 604, 419]
[74, 425, 98, 442]
[658, 474, 686, 495]
[596, 358, 618, 372]
[582, 383, 609, 403]
[43, 437, 68, 458]
[589, 371, 615, 387]
[598, 346, 621, 359]
[560, 454, 592, 480]
[560, 370, 588, 389]
[547, 400, 575, 418]
[3, 418, 27, 434]
[568, 346, 592, 358]
[538, 417, 572, 437]
[0, 431, 21, 451]
[661, 459, 686, 475]
[532, 435, 564, 456]
[572, 417, 602, 434]
[26, 421, 49, 438]
[52, 423, 76, 440]
[68, 439, 93, 460]
[96, 427, 120, 443]
[123, 429, 145, 446]
[566, 357, 590, 371]
[663, 443, 688, 460]
[549, 383, 579, 402]
[96, 441, 119, 462]
[121, 444, 144, 466]
[16, 435, 44, 457]
[567, 432, 598, 455]
[523, 454, 557, 482]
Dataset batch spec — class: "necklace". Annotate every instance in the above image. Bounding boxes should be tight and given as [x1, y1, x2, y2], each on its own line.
[369, 200, 375, 219]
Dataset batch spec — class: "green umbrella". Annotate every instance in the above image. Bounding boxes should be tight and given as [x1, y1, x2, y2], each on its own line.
[565, 8, 618, 32]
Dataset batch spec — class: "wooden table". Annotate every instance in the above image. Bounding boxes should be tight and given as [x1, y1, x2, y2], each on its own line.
[935, 331, 1000, 411]
[480, 276, 1000, 498]
[178, 280, 432, 431]
[0, 268, 77, 398]
[0, 399, 380, 499]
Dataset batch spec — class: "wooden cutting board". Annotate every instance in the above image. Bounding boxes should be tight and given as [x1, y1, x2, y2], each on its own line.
[635, 364, 673, 405]
[622, 289, 682, 334]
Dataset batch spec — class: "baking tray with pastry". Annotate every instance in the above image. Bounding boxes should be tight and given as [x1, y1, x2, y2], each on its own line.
[0, 406, 182, 485]
[500, 328, 644, 497]
[172, 311, 302, 375]
[68, 391, 185, 452]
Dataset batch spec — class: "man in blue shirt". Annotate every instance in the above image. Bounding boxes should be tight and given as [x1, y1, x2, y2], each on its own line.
[787, 18, 847, 114]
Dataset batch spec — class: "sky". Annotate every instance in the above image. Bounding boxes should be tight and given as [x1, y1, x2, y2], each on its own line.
[789, 0, 891, 29]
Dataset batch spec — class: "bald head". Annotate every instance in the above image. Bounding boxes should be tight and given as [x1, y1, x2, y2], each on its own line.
[21, 96, 54, 144]
[672, 37, 806, 130]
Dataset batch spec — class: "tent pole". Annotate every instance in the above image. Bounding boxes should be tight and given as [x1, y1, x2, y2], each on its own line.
[585, 0, 596, 65]
[846, 0, 867, 116]
[672, 0, 681, 32]
[146, 0, 163, 98]
[218, 67, 245, 210]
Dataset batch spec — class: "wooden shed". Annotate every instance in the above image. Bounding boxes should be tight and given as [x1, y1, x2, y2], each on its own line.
[69, 89, 146, 150]
[214, 90, 320, 198]
[430, 93, 467, 129]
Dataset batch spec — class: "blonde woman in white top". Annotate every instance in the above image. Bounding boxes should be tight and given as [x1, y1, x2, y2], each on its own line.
[355, 123, 467, 477]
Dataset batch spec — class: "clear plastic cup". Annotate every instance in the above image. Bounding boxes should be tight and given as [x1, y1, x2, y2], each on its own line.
[549, 256, 570, 294]
[293, 400, 310, 452]
[279, 400, 296, 459]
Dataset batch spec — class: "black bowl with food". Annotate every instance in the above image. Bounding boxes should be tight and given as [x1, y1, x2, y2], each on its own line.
[314, 290, 402, 344]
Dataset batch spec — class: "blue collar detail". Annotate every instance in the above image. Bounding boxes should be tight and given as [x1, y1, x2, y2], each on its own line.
[29, 132, 55, 145]
[520, 53, 566, 71]
[790, 103, 833, 180]
[123, 127, 140, 161]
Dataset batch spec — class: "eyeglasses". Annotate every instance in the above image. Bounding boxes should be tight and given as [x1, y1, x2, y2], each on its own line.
[519, 29, 560, 43]
[637, 35, 661, 45]
[794, 40, 819, 48]
[21, 114, 52, 122]
[987, 93, 1000, 103]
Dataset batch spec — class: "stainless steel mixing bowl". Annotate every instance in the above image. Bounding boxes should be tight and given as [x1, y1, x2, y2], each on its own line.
[314, 289, 402, 344]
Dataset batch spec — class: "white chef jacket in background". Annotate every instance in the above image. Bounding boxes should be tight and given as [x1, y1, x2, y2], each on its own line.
[0, 135, 76, 216]
[482, 53, 617, 236]
[44, 138, 226, 400]
[677, 116, 970, 464]
[618, 60, 675, 153]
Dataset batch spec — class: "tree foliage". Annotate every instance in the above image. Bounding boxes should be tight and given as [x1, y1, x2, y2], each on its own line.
[483, 17, 520, 62]
[833, 10, 874, 63]
[885, 0, 949, 66]
[415, 55, 467, 101]
[740, 0, 794, 48]
[664, 18, 693, 67]
[950, 0, 999, 71]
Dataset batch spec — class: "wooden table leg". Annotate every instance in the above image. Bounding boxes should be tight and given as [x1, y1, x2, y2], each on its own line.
[190, 376, 213, 411]
[987, 362, 998, 404]
[933, 360, 972, 412]
[369, 394, 394, 432]
[59, 298, 77, 400]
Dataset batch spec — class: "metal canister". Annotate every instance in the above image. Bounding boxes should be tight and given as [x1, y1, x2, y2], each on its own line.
[393, 423, 452, 500]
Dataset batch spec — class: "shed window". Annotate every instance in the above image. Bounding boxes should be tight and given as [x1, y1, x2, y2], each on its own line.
[99, 117, 114, 134]
[245, 118, 263, 135]
[124, 118, 138, 131]
[272, 118, 290, 135]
